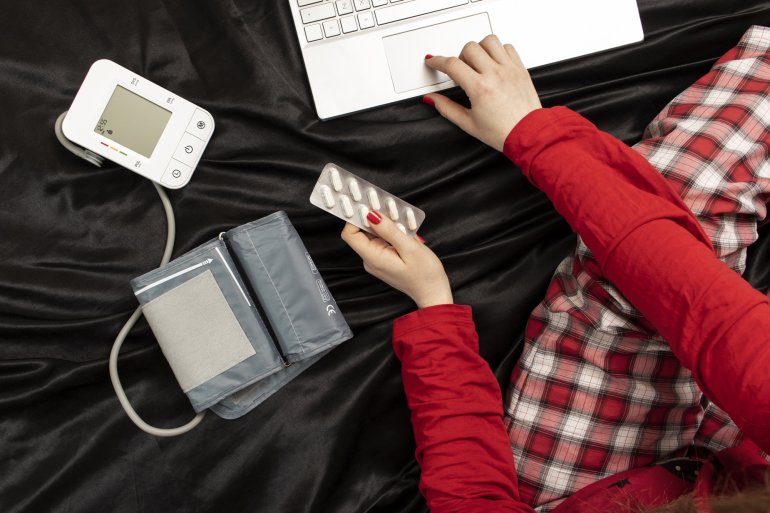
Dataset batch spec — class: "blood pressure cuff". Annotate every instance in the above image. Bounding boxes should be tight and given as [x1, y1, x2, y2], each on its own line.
[130, 211, 353, 418]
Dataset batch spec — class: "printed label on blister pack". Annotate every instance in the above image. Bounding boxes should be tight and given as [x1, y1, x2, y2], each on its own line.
[309, 163, 426, 237]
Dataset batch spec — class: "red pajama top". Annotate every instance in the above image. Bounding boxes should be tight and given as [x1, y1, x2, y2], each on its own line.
[502, 27, 770, 510]
[392, 105, 770, 511]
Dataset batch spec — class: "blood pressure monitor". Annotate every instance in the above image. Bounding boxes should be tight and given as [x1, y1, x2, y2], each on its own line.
[61, 59, 214, 189]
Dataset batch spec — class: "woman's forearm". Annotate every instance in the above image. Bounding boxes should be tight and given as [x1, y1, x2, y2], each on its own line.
[504, 107, 770, 452]
[393, 304, 535, 513]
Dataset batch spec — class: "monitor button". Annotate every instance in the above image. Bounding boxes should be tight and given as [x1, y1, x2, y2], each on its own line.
[161, 160, 193, 188]
[186, 109, 214, 141]
[174, 132, 203, 166]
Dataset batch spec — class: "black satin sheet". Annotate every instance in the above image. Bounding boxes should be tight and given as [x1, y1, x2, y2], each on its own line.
[1, 2, 769, 512]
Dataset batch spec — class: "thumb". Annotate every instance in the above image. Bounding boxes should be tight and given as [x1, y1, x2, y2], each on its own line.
[366, 210, 417, 255]
[424, 93, 475, 134]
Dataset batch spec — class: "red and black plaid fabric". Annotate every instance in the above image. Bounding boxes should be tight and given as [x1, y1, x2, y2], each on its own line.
[503, 26, 770, 512]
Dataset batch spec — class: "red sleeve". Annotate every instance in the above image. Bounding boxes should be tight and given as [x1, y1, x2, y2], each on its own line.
[504, 107, 770, 452]
[392, 304, 535, 513]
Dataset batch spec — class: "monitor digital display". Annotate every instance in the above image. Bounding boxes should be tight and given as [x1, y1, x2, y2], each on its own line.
[94, 85, 172, 158]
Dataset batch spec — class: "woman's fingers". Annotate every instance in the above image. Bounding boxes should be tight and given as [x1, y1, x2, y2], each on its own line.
[341, 221, 390, 258]
[340, 219, 452, 309]
[503, 43, 525, 68]
[478, 34, 510, 65]
[423, 93, 475, 135]
[364, 211, 419, 256]
[341, 214, 423, 267]
[340, 222, 374, 259]
[423, 39, 542, 151]
[458, 40, 497, 73]
[425, 54, 477, 91]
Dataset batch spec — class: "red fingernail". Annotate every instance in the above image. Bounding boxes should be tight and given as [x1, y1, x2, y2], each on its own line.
[367, 211, 382, 225]
[417, 235, 426, 244]
[422, 96, 435, 107]
[425, 54, 433, 60]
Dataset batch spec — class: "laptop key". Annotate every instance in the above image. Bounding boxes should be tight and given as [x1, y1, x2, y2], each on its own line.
[336, 0, 354, 15]
[340, 16, 358, 33]
[358, 11, 375, 28]
[323, 19, 341, 37]
[300, 3, 337, 24]
[304, 23, 324, 42]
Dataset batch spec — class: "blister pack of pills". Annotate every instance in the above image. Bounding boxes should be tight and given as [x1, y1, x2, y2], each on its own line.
[309, 163, 426, 237]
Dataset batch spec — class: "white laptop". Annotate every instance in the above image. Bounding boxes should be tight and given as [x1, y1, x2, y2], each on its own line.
[289, 0, 644, 120]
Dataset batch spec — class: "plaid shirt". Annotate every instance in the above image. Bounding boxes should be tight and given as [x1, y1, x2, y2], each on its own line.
[503, 25, 770, 511]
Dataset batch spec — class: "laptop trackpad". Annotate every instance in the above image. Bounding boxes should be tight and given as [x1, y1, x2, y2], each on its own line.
[383, 13, 493, 94]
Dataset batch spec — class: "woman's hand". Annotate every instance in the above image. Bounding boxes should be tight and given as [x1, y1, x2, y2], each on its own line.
[341, 211, 453, 309]
[424, 35, 542, 152]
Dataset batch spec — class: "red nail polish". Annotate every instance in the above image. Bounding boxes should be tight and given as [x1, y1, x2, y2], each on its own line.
[417, 235, 426, 244]
[422, 96, 435, 107]
[367, 211, 382, 225]
[425, 54, 433, 60]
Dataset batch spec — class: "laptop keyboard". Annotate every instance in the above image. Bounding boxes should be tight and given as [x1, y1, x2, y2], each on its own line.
[299, 0, 484, 42]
